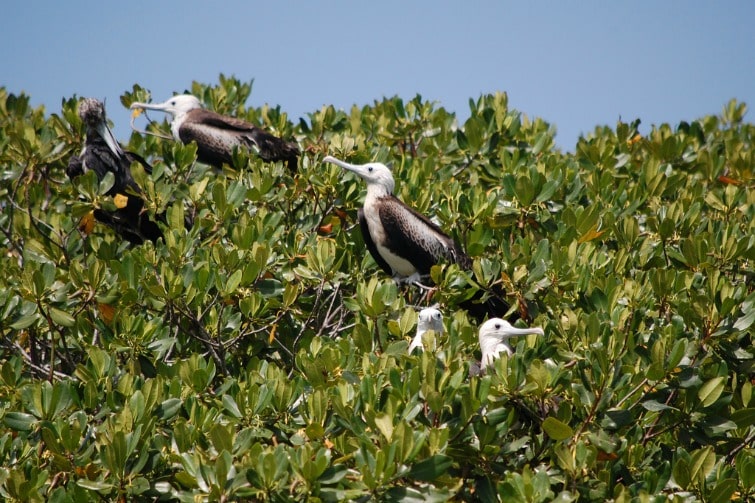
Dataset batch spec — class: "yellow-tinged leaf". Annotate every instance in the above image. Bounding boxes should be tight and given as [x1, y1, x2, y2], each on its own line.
[98, 303, 116, 324]
[268, 323, 277, 344]
[131, 107, 143, 119]
[627, 133, 642, 146]
[114, 194, 129, 209]
[578, 225, 606, 243]
[374, 412, 394, 441]
[698, 376, 725, 407]
[79, 211, 95, 234]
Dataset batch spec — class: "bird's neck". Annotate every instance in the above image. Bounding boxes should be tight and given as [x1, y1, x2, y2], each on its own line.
[170, 113, 189, 141]
[364, 185, 391, 206]
[480, 338, 513, 368]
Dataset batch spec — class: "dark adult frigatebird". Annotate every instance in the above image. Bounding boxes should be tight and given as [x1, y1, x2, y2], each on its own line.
[129, 94, 300, 171]
[408, 307, 444, 354]
[67, 98, 163, 244]
[324, 155, 512, 321]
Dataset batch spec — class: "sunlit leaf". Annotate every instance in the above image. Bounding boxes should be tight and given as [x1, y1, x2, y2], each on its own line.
[113, 194, 129, 209]
[698, 377, 726, 407]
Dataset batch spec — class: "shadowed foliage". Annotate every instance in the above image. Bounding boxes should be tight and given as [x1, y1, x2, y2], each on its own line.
[0, 76, 753, 501]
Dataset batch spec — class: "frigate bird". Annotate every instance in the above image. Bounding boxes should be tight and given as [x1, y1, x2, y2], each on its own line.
[478, 318, 544, 370]
[324, 155, 512, 321]
[129, 95, 299, 171]
[67, 98, 163, 244]
[408, 307, 444, 354]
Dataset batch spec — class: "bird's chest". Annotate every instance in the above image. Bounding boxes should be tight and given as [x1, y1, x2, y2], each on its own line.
[481, 342, 513, 368]
[363, 198, 417, 277]
[171, 121, 183, 142]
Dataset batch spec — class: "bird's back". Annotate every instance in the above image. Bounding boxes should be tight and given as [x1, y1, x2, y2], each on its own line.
[179, 109, 299, 170]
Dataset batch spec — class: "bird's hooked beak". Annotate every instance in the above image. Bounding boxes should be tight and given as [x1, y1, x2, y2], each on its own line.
[96, 121, 125, 157]
[323, 155, 362, 176]
[130, 99, 172, 115]
[501, 326, 544, 340]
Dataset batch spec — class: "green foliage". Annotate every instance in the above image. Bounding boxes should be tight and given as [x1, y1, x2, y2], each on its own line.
[1, 80, 753, 501]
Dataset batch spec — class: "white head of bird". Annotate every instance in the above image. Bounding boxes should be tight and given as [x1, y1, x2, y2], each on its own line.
[478, 318, 544, 369]
[130, 95, 202, 139]
[408, 307, 444, 354]
[323, 156, 395, 198]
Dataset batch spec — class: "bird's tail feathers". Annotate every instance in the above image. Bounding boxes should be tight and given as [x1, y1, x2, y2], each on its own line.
[93, 208, 162, 245]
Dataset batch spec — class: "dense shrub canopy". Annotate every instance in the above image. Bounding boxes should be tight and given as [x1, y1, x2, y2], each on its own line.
[0, 76, 753, 502]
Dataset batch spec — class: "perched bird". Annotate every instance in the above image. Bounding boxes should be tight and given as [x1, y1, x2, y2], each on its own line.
[478, 318, 544, 370]
[130, 94, 299, 171]
[67, 98, 162, 244]
[324, 155, 512, 321]
[408, 307, 444, 354]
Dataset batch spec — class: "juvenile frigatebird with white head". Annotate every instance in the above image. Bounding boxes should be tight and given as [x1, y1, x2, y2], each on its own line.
[324, 155, 470, 283]
[130, 94, 299, 171]
[408, 307, 444, 354]
[324, 155, 512, 321]
[478, 318, 544, 370]
[67, 98, 162, 244]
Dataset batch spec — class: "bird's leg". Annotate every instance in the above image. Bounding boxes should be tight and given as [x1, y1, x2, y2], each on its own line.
[393, 272, 420, 285]
[399, 273, 434, 290]
[394, 274, 436, 306]
[405, 274, 438, 305]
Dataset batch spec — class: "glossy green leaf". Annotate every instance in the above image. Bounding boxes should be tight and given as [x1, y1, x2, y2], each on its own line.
[406, 454, 452, 482]
[698, 376, 726, 407]
[542, 417, 573, 441]
[4, 412, 36, 431]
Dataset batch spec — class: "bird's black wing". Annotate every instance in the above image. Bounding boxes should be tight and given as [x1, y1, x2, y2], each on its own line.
[77, 134, 142, 197]
[126, 150, 153, 175]
[378, 196, 469, 276]
[66, 153, 83, 180]
[92, 205, 162, 245]
[246, 128, 299, 171]
[191, 109, 258, 132]
[379, 198, 511, 322]
[358, 208, 393, 275]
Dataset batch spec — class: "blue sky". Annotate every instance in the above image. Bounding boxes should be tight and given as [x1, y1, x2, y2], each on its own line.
[3, 1, 754, 150]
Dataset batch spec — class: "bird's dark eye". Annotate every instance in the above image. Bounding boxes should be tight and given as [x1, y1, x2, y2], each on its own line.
[170, 101, 176, 106]
[495, 323, 501, 329]
[368, 166, 373, 172]
[433, 313, 441, 320]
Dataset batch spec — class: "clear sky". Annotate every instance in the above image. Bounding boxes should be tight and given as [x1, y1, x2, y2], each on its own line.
[3, 1, 754, 150]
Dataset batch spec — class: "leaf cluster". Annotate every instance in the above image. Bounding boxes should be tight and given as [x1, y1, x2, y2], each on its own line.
[0, 80, 753, 501]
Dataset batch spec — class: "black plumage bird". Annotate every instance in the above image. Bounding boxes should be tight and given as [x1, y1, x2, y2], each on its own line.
[67, 98, 163, 244]
[324, 155, 514, 322]
[130, 95, 299, 172]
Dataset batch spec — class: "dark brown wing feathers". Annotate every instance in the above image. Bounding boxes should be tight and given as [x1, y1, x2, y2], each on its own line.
[181, 109, 299, 171]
